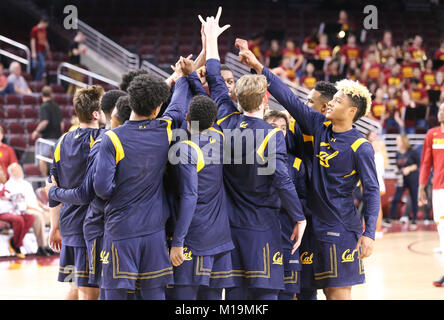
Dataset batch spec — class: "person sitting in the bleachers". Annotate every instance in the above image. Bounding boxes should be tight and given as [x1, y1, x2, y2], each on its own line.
[0, 174, 35, 259]
[5, 163, 53, 256]
[7, 62, 35, 96]
[0, 126, 18, 184]
[0, 63, 10, 95]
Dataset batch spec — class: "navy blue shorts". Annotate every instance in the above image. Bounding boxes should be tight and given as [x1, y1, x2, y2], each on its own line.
[101, 230, 173, 290]
[173, 249, 235, 288]
[313, 230, 365, 289]
[282, 249, 301, 294]
[86, 236, 103, 286]
[229, 224, 285, 290]
[58, 244, 98, 288]
[298, 217, 317, 291]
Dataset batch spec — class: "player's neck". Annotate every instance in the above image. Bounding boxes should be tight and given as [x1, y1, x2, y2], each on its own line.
[440, 122, 444, 132]
[79, 121, 99, 129]
[331, 119, 353, 133]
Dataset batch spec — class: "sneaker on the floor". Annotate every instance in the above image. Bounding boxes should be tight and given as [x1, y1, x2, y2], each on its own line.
[8, 238, 25, 259]
[382, 219, 392, 227]
[433, 247, 443, 254]
[400, 216, 409, 223]
[36, 247, 50, 257]
[433, 276, 444, 287]
[410, 222, 418, 230]
[44, 246, 57, 256]
[424, 219, 432, 226]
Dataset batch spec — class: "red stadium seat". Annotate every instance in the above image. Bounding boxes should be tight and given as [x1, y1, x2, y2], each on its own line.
[27, 133, 37, 146]
[9, 136, 27, 150]
[0, 108, 5, 119]
[53, 94, 68, 105]
[23, 107, 39, 119]
[8, 122, 25, 134]
[5, 94, 21, 106]
[22, 95, 39, 106]
[5, 108, 22, 119]
[0, 95, 4, 105]
[23, 164, 41, 177]
[26, 121, 39, 133]
[50, 84, 66, 94]
[61, 108, 71, 119]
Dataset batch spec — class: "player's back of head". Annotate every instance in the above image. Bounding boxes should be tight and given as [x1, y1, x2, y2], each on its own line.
[73, 85, 104, 123]
[188, 95, 218, 132]
[100, 90, 127, 117]
[315, 80, 337, 102]
[120, 69, 149, 92]
[127, 74, 170, 117]
[113, 95, 132, 126]
[235, 74, 267, 112]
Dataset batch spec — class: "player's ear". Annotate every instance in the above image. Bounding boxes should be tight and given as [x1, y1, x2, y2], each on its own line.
[185, 114, 189, 121]
[152, 105, 162, 118]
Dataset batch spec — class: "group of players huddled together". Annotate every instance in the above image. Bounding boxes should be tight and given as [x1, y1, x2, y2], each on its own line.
[44, 8, 380, 300]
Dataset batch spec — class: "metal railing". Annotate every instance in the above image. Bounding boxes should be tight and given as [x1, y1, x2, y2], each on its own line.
[78, 20, 139, 73]
[35, 138, 56, 165]
[141, 60, 170, 80]
[57, 62, 119, 88]
[0, 35, 31, 73]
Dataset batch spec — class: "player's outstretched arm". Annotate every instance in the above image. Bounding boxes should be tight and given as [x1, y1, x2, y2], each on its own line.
[170, 143, 199, 267]
[236, 38, 326, 135]
[187, 68, 209, 97]
[46, 144, 99, 205]
[354, 143, 380, 259]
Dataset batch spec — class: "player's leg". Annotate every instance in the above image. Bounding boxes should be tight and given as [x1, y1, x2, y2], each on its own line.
[323, 286, 352, 300]
[387, 185, 406, 221]
[174, 285, 199, 300]
[225, 287, 248, 300]
[407, 178, 419, 226]
[78, 286, 100, 300]
[197, 287, 223, 300]
[66, 282, 79, 300]
[297, 288, 317, 300]
[432, 189, 444, 253]
[138, 287, 165, 300]
[278, 291, 296, 300]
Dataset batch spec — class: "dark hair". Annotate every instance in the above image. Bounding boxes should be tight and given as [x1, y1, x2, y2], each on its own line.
[188, 95, 218, 131]
[314, 81, 337, 101]
[263, 110, 289, 127]
[41, 86, 52, 98]
[40, 16, 49, 23]
[114, 95, 132, 124]
[73, 85, 104, 123]
[350, 95, 368, 122]
[220, 64, 233, 74]
[410, 78, 420, 85]
[127, 74, 170, 117]
[120, 69, 149, 92]
[100, 90, 127, 116]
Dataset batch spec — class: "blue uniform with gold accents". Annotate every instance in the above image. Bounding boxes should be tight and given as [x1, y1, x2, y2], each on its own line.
[49, 133, 106, 286]
[263, 67, 380, 289]
[93, 77, 190, 296]
[169, 128, 235, 297]
[206, 58, 305, 297]
[49, 126, 105, 287]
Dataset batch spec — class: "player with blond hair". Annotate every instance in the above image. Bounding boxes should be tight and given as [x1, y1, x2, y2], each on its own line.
[237, 41, 380, 300]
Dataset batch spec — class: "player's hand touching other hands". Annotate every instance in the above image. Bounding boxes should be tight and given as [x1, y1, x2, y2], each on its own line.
[170, 246, 185, 267]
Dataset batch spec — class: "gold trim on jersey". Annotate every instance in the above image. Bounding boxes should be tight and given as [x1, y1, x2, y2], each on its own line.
[111, 244, 173, 280]
[344, 170, 357, 178]
[207, 127, 224, 138]
[105, 131, 125, 164]
[289, 120, 295, 134]
[181, 140, 205, 172]
[59, 248, 89, 278]
[303, 134, 314, 145]
[284, 271, 298, 284]
[53, 132, 68, 163]
[157, 118, 173, 144]
[314, 244, 338, 280]
[89, 239, 97, 275]
[216, 112, 241, 125]
[323, 121, 332, 127]
[293, 157, 302, 171]
[89, 135, 95, 149]
[351, 138, 368, 152]
[257, 128, 281, 162]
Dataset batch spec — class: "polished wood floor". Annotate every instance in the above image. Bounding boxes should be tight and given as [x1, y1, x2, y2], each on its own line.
[0, 224, 443, 300]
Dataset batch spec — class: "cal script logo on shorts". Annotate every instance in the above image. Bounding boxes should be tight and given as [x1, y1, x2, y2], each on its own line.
[100, 250, 109, 264]
[272, 252, 283, 265]
[341, 249, 357, 263]
[183, 247, 193, 261]
[327, 232, 340, 237]
[300, 252, 313, 264]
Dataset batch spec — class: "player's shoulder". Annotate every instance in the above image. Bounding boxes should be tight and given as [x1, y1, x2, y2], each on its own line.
[216, 111, 241, 126]
[427, 126, 442, 136]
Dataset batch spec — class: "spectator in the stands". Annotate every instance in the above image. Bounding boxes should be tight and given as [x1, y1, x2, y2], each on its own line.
[0, 181, 35, 259]
[369, 88, 386, 124]
[408, 35, 426, 64]
[32, 86, 63, 176]
[67, 31, 87, 95]
[340, 33, 361, 66]
[248, 34, 264, 64]
[378, 30, 397, 62]
[401, 51, 418, 80]
[30, 16, 51, 81]
[0, 63, 9, 95]
[100, 90, 127, 129]
[5, 163, 53, 256]
[282, 40, 304, 73]
[300, 62, 316, 90]
[302, 28, 318, 59]
[346, 59, 361, 81]
[0, 127, 18, 183]
[383, 63, 403, 88]
[384, 86, 404, 133]
[422, 59, 436, 89]
[361, 51, 382, 84]
[272, 55, 298, 84]
[433, 39, 444, 62]
[386, 135, 420, 229]
[7, 62, 34, 96]
[325, 59, 341, 83]
[265, 39, 282, 69]
[314, 34, 332, 61]
[410, 78, 429, 107]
